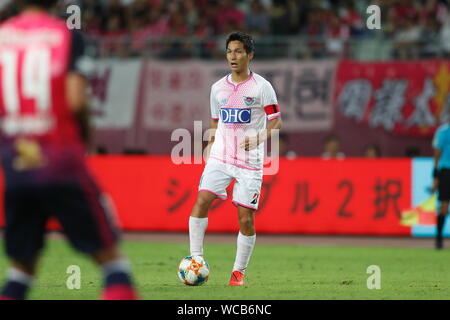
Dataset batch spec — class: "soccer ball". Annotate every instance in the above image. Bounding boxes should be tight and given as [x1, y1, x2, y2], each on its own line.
[178, 255, 209, 286]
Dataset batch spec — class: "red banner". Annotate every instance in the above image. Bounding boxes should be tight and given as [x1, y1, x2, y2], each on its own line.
[335, 60, 450, 137]
[0, 157, 412, 235]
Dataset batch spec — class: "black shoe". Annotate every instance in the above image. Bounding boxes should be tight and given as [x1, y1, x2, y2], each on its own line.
[436, 238, 443, 250]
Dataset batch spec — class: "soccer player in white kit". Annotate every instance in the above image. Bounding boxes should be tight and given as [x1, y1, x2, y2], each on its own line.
[188, 32, 282, 286]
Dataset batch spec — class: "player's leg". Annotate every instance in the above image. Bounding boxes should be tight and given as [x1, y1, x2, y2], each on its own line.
[436, 200, 449, 250]
[0, 261, 37, 300]
[91, 245, 138, 300]
[228, 205, 257, 286]
[190, 160, 231, 257]
[233, 205, 256, 271]
[229, 168, 262, 286]
[436, 169, 450, 249]
[49, 179, 138, 300]
[0, 188, 47, 300]
[190, 190, 217, 219]
[189, 190, 216, 256]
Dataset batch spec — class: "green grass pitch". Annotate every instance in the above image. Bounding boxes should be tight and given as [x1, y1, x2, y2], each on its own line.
[0, 238, 449, 300]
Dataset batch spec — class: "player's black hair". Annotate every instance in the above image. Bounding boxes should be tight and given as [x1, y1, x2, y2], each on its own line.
[226, 32, 254, 54]
[279, 132, 289, 143]
[21, 0, 58, 9]
[323, 134, 340, 144]
[364, 143, 381, 157]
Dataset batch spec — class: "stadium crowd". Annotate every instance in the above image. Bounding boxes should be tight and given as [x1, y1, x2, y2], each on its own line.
[1, 0, 449, 59]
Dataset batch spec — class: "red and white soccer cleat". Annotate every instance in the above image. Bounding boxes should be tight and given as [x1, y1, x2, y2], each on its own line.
[229, 270, 244, 286]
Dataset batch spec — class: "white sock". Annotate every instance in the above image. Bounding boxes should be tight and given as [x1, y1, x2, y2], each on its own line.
[189, 217, 208, 256]
[232, 232, 256, 273]
[102, 258, 131, 277]
[7, 268, 33, 286]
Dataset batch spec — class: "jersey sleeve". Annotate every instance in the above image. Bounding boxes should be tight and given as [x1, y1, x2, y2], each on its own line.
[433, 127, 444, 150]
[261, 81, 280, 121]
[210, 85, 219, 120]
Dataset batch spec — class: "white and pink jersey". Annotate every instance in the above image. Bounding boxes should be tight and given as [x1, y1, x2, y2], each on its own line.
[209, 71, 280, 170]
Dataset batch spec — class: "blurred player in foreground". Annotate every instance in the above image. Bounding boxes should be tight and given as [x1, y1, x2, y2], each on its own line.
[432, 122, 450, 250]
[188, 32, 282, 286]
[0, 0, 138, 299]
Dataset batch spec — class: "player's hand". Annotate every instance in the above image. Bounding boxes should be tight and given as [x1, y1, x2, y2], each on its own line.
[204, 141, 214, 163]
[431, 178, 439, 194]
[240, 136, 259, 151]
[13, 138, 47, 171]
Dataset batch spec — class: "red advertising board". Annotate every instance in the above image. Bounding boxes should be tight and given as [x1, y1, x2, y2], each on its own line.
[0, 157, 411, 235]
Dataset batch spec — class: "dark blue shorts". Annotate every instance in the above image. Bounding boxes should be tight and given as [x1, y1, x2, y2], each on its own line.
[3, 175, 120, 265]
[438, 169, 450, 202]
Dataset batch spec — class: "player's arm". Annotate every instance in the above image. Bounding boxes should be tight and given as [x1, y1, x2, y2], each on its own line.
[66, 30, 91, 146]
[240, 116, 282, 151]
[205, 85, 219, 159]
[432, 128, 442, 193]
[208, 118, 218, 144]
[67, 73, 89, 143]
[258, 116, 282, 143]
[205, 118, 218, 160]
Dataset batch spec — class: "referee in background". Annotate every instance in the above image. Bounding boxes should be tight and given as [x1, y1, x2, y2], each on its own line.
[432, 122, 450, 249]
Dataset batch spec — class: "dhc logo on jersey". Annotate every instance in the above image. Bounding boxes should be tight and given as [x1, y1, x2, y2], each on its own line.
[220, 108, 252, 123]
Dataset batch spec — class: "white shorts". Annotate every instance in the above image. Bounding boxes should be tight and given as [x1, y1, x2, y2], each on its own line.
[198, 158, 263, 210]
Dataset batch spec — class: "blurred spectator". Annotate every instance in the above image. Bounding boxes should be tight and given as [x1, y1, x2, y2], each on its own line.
[278, 133, 297, 159]
[325, 10, 349, 57]
[102, 14, 128, 56]
[214, 0, 245, 34]
[168, 8, 188, 36]
[82, 0, 103, 36]
[321, 134, 345, 159]
[123, 148, 148, 155]
[364, 144, 382, 158]
[304, 7, 327, 59]
[162, 5, 192, 59]
[440, 3, 450, 58]
[130, 4, 169, 54]
[338, 0, 364, 36]
[268, 0, 289, 35]
[128, 0, 152, 29]
[245, 0, 270, 35]
[285, 0, 302, 34]
[419, 0, 446, 25]
[195, 15, 215, 58]
[102, 0, 127, 31]
[83, 15, 102, 37]
[392, 14, 422, 59]
[265, 132, 297, 164]
[95, 146, 109, 155]
[405, 146, 421, 157]
[195, 15, 214, 38]
[389, 0, 419, 24]
[183, 0, 200, 34]
[420, 14, 442, 58]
